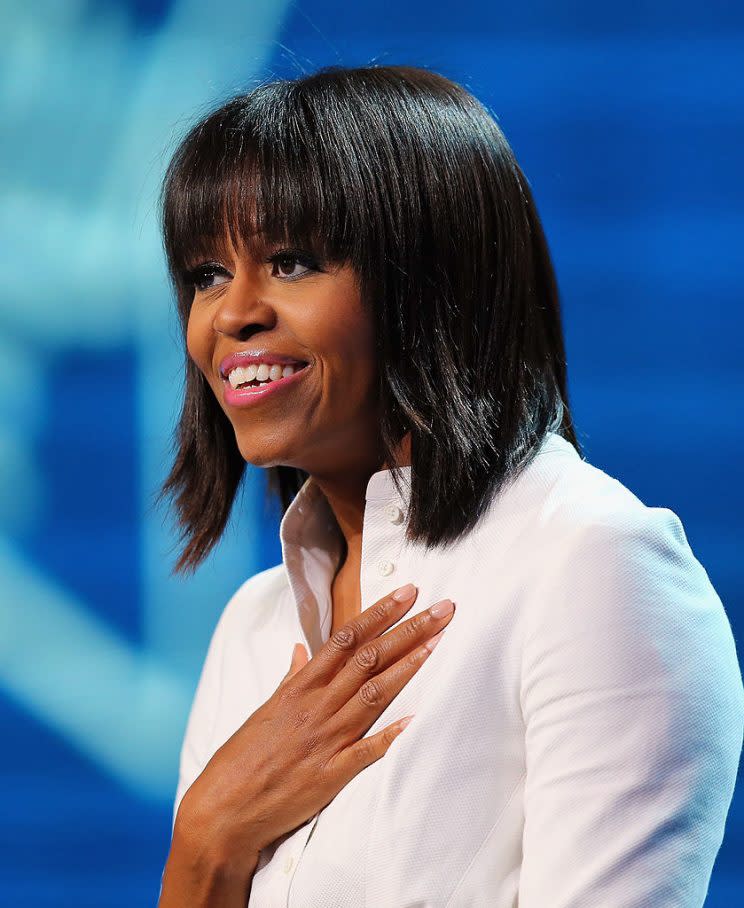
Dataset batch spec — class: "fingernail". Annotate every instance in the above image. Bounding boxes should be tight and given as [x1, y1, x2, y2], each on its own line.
[398, 715, 414, 729]
[429, 598, 454, 618]
[393, 583, 417, 601]
[425, 629, 446, 652]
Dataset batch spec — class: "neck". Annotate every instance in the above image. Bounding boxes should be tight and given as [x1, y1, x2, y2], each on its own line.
[311, 433, 411, 571]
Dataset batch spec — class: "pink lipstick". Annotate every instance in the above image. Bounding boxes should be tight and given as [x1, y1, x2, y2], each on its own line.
[222, 362, 311, 408]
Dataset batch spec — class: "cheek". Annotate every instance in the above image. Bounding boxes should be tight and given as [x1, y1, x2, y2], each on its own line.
[315, 289, 374, 362]
[185, 310, 207, 370]
[319, 315, 378, 404]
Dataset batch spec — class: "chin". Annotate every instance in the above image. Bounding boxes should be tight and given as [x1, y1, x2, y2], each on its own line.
[234, 438, 295, 470]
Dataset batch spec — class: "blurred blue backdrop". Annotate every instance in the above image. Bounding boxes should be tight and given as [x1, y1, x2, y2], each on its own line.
[1, 1, 742, 905]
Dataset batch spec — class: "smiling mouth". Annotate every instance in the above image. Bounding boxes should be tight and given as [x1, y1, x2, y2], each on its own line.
[225, 362, 310, 390]
[221, 361, 311, 406]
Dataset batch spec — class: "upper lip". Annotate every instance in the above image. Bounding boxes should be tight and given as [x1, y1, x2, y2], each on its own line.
[219, 350, 310, 380]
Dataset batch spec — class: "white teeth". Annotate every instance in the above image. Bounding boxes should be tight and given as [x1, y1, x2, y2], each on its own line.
[227, 362, 301, 389]
[227, 368, 243, 389]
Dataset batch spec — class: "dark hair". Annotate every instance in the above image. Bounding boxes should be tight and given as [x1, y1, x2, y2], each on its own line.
[154, 63, 582, 575]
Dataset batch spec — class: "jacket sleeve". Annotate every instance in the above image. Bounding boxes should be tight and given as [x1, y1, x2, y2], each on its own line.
[518, 505, 744, 907]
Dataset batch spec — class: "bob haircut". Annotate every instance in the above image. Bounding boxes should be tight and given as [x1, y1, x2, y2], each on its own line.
[156, 63, 582, 575]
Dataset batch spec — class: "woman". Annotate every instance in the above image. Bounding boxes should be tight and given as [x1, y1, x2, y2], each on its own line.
[156, 65, 743, 906]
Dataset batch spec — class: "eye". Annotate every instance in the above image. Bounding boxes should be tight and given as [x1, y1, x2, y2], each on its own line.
[183, 262, 231, 293]
[266, 249, 321, 281]
[181, 249, 323, 293]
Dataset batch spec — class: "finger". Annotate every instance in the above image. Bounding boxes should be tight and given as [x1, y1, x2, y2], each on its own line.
[325, 599, 454, 712]
[327, 628, 446, 742]
[291, 643, 309, 676]
[298, 584, 420, 686]
[327, 714, 415, 787]
[278, 643, 309, 689]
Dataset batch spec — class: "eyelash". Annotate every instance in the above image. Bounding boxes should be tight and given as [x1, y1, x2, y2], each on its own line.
[183, 249, 322, 292]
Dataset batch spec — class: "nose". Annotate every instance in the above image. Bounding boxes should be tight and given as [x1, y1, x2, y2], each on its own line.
[211, 270, 276, 341]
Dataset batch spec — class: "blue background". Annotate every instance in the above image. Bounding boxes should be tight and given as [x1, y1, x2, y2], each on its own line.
[1, 1, 742, 904]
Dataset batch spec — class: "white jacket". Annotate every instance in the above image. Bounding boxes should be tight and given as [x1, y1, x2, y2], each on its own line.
[171, 431, 744, 907]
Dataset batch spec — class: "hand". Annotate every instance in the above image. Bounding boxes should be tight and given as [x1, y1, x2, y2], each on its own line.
[177, 583, 456, 876]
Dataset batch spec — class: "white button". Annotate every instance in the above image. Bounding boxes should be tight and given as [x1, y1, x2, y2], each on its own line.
[384, 503, 404, 524]
[283, 853, 294, 874]
[377, 559, 395, 576]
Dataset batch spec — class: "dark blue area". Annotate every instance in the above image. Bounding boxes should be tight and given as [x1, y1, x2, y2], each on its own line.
[17, 346, 141, 645]
[0, 689, 171, 908]
[280, 0, 744, 37]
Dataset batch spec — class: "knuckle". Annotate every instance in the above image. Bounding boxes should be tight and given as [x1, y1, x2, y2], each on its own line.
[408, 611, 431, 636]
[353, 643, 381, 673]
[297, 727, 323, 760]
[355, 736, 375, 763]
[408, 647, 426, 669]
[276, 682, 301, 708]
[317, 756, 337, 786]
[290, 707, 313, 731]
[370, 598, 393, 622]
[329, 624, 358, 653]
[358, 678, 384, 708]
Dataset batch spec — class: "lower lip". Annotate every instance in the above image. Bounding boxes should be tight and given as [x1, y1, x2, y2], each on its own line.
[222, 364, 311, 408]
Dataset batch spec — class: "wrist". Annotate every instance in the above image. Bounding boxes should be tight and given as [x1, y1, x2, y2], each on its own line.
[160, 821, 257, 908]
[174, 791, 261, 884]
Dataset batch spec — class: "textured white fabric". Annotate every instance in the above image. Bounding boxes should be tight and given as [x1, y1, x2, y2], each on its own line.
[169, 432, 744, 907]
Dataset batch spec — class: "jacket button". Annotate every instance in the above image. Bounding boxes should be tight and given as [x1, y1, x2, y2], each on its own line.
[377, 559, 395, 576]
[384, 503, 404, 524]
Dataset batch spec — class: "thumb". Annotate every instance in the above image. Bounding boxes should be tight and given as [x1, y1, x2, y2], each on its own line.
[285, 642, 309, 680]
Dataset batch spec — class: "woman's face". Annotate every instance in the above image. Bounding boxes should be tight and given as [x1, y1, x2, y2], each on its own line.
[186, 233, 384, 479]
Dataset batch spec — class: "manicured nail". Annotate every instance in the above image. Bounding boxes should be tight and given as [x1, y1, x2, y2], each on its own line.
[398, 715, 414, 729]
[429, 598, 454, 618]
[425, 629, 446, 652]
[393, 583, 417, 601]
